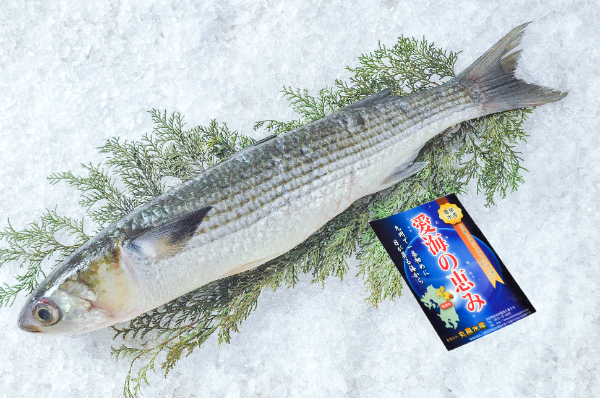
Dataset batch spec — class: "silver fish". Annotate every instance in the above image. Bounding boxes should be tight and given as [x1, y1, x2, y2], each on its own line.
[18, 23, 565, 334]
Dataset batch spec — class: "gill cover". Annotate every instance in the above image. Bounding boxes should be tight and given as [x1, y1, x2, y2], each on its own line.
[18, 239, 137, 334]
[18, 206, 212, 334]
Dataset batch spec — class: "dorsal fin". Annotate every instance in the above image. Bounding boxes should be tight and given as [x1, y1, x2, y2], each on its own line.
[251, 134, 278, 146]
[222, 134, 279, 164]
[343, 88, 393, 111]
[126, 206, 212, 259]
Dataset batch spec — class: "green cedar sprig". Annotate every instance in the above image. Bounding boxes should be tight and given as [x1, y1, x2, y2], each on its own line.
[0, 35, 531, 397]
[0, 209, 89, 307]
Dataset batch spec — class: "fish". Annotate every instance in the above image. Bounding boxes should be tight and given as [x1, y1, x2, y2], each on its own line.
[18, 23, 566, 334]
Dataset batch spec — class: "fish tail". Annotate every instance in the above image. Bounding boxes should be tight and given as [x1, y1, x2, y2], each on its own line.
[457, 22, 567, 112]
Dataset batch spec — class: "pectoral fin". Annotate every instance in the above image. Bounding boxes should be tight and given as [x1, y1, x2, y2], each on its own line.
[126, 206, 212, 259]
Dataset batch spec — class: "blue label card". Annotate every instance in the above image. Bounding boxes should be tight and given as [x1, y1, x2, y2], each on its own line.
[369, 194, 535, 350]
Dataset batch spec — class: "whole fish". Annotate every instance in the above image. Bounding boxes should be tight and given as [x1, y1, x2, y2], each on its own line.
[18, 23, 565, 334]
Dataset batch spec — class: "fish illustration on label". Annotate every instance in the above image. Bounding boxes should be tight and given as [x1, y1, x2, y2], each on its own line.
[370, 194, 536, 350]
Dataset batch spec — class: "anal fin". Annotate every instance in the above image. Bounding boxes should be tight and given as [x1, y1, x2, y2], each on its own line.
[373, 145, 427, 192]
[374, 124, 462, 192]
[379, 161, 427, 190]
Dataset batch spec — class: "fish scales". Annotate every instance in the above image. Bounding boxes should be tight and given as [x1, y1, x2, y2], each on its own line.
[100, 84, 478, 310]
[18, 23, 567, 334]
[123, 84, 471, 242]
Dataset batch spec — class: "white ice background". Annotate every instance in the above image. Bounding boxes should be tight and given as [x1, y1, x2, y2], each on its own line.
[0, 1, 597, 397]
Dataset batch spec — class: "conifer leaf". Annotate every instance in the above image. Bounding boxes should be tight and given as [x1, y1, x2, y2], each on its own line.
[0, 35, 531, 397]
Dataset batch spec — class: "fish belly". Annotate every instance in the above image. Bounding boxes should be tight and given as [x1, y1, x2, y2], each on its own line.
[135, 163, 358, 310]
[132, 76, 492, 315]
[133, 106, 478, 312]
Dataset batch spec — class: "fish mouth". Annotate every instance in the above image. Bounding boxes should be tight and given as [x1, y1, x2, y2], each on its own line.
[17, 311, 41, 333]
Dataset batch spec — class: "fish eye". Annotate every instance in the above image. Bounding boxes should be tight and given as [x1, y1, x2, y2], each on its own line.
[32, 299, 61, 326]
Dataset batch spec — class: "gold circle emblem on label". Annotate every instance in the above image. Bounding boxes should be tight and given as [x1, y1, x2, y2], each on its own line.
[438, 203, 463, 225]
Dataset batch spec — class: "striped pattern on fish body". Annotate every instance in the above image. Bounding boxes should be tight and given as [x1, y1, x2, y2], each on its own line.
[119, 83, 473, 245]
[109, 82, 478, 308]
[18, 23, 566, 334]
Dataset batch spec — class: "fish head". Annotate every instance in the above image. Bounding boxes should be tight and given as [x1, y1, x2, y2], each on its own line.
[18, 236, 138, 334]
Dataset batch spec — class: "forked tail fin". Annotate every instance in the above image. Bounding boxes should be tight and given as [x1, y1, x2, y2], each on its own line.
[457, 22, 567, 112]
